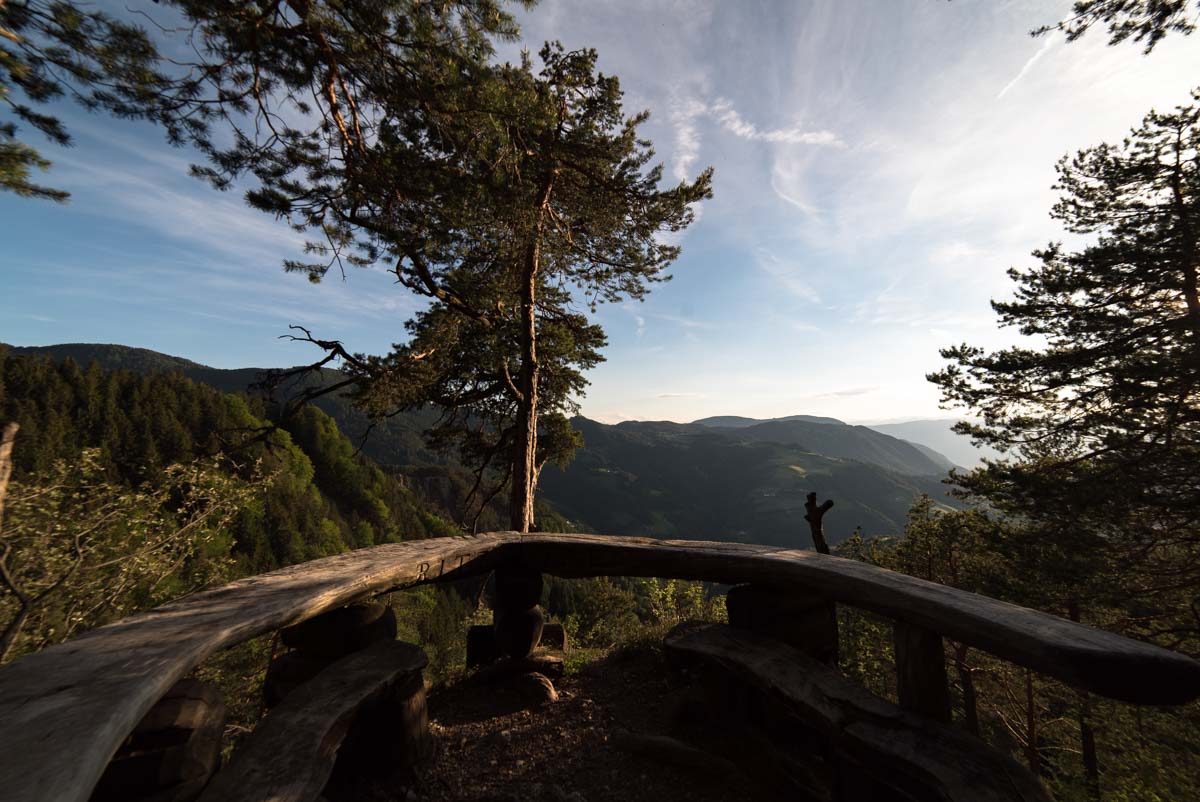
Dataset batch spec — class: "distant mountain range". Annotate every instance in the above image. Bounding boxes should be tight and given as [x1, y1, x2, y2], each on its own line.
[7, 343, 969, 543]
[866, 419, 1001, 468]
[693, 415, 955, 475]
[541, 418, 958, 546]
[693, 413, 999, 469]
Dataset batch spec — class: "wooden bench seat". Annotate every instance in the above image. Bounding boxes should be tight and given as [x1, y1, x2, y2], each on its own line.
[197, 640, 429, 802]
[665, 623, 1051, 802]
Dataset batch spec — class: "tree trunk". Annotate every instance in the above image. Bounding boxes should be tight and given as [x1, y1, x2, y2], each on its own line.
[508, 252, 539, 533]
[953, 642, 980, 736]
[508, 172, 558, 533]
[1080, 707, 1100, 802]
[0, 422, 16, 534]
[0, 423, 24, 663]
[803, 493, 833, 554]
[1025, 669, 1040, 776]
[1067, 600, 1101, 800]
[0, 604, 30, 664]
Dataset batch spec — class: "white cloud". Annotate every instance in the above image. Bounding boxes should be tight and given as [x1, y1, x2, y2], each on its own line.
[821, 386, 877, 398]
[669, 95, 708, 183]
[710, 98, 844, 147]
[929, 241, 984, 264]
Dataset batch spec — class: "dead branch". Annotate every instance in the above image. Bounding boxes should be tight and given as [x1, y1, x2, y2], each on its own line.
[804, 492, 834, 555]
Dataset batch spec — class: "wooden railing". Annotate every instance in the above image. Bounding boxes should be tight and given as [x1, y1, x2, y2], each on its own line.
[1, 532, 1198, 802]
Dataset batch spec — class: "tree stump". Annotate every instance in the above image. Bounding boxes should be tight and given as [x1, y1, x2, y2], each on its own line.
[265, 602, 397, 709]
[466, 624, 501, 669]
[200, 641, 430, 802]
[540, 622, 569, 651]
[467, 620, 566, 669]
[894, 621, 952, 723]
[665, 623, 1050, 802]
[494, 606, 545, 661]
[90, 679, 224, 802]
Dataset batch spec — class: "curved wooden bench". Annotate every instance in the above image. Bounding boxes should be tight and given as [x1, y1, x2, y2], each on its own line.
[666, 623, 1050, 802]
[1, 532, 1198, 802]
[198, 640, 428, 802]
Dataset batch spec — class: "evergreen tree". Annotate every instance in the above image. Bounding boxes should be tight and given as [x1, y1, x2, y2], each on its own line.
[308, 44, 712, 531]
[930, 93, 1200, 645]
[0, 353, 458, 571]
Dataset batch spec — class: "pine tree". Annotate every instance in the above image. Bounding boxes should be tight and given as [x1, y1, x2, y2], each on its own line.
[0, 1, 169, 200]
[308, 44, 712, 532]
[930, 92, 1200, 648]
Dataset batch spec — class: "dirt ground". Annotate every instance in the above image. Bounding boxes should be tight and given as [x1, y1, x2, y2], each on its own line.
[404, 645, 767, 802]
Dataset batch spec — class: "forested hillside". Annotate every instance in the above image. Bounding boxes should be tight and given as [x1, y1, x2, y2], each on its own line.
[0, 349, 458, 579]
[10, 343, 452, 467]
[540, 417, 956, 543]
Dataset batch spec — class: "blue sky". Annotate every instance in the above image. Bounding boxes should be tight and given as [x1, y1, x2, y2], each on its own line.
[3, 0, 1198, 423]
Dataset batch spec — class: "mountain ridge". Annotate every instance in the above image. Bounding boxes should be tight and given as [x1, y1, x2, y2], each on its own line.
[7, 343, 961, 541]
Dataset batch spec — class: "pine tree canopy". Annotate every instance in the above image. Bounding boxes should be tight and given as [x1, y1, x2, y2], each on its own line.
[933, 92, 1200, 505]
[1034, 0, 1198, 52]
[1, 1, 528, 204]
[930, 91, 1200, 644]
[0, 0, 168, 200]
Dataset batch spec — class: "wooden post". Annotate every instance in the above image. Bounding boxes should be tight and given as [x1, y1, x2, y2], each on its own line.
[894, 621, 952, 723]
[492, 567, 544, 660]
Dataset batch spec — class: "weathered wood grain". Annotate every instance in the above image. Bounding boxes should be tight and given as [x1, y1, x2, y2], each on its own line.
[0, 533, 504, 802]
[666, 623, 1052, 802]
[198, 640, 427, 802]
[514, 534, 1200, 704]
[1, 532, 1198, 802]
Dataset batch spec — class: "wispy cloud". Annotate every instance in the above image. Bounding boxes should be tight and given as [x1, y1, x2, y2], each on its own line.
[669, 95, 708, 183]
[755, 247, 821, 303]
[657, 392, 705, 399]
[997, 32, 1059, 100]
[53, 153, 303, 268]
[710, 98, 844, 147]
[621, 302, 713, 335]
[822, 386, 876, 398]
[666, 95, 843, 186]
[929, 240, 984, 264]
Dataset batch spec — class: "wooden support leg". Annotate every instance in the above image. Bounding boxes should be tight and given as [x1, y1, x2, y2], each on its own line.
[894, 621, 952, 724]
[466, 623, 500, 668]
[91, 679, 225, 802]
[726, 584, 838, 664]
[492, 568, 544, 660]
